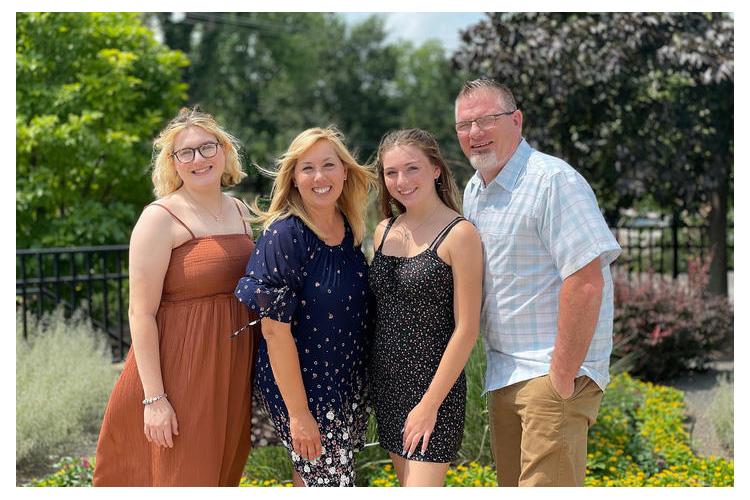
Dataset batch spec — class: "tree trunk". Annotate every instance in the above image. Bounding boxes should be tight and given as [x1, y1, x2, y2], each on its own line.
[708, 173, 729, 296]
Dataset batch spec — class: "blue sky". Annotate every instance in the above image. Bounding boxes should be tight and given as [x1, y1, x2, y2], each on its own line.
[340, 12, 486, 53]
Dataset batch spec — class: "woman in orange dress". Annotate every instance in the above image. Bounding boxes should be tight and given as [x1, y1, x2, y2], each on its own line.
[94, 107, 258, 486]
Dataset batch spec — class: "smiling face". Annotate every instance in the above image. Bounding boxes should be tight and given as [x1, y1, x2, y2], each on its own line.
[293, 139, 347, 213]
[381, 145, 440, 211]
[455, 89, 523, 183]
[172, 126, 225, 190]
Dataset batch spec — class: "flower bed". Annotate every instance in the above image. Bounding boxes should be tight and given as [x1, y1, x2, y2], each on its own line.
[584, 373, 733, 486]
[25, 373, 733, 487]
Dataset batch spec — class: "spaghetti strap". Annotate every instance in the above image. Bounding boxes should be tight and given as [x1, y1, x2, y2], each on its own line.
[150, 203, 196, 239]
[376, 217, 398, 253]
[232, 198, 250, 237]
[429, 217, 465, 251]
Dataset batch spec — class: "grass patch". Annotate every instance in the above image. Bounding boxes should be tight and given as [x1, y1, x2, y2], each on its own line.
[457, 342, 490, 464]
[243, 445, 293, 485]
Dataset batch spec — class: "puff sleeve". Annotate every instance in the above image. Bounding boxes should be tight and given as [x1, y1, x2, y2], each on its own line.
[235, 217, 308, 323]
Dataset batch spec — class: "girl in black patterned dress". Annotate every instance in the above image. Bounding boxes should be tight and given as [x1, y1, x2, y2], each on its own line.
[368, 129, 483, 486]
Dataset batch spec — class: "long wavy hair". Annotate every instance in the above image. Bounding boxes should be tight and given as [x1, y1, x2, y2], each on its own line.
[250, 127, 375, 245]
[372, 128, 462, 218]
[151, 107, 246, 198]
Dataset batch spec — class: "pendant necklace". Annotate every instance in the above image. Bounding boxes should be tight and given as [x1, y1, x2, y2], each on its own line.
[401, 203, 440, 243]
[184, 189, 224, 222]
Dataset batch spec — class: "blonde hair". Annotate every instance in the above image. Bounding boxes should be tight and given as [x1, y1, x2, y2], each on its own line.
[251, 127, 375, 246]
[372, 128, 462, 218]
[151, 107, 247, 198]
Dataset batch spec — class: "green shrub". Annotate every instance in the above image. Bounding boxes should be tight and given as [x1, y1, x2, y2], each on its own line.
[16, 308, 118, 466]
[28, 457, 94, 487]
[710, 374, 733, 454]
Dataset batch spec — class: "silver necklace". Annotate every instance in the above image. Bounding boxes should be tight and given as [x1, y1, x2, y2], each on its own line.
[183, 189, 224, 222]
[400, 203, 440, 242]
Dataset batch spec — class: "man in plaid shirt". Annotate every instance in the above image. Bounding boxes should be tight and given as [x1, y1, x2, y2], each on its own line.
[455, 78, 621, 486]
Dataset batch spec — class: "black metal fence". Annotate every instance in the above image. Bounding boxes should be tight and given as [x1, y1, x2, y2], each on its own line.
[613, 217, 734, 277]
[15, 217, 733, 362]
[16, 245, 130, 360]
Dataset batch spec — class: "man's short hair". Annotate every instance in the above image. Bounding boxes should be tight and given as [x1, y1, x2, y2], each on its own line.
[457, 78, 517, 111]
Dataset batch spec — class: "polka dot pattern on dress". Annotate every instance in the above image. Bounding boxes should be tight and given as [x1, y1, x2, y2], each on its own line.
[368, 216, 467, 463]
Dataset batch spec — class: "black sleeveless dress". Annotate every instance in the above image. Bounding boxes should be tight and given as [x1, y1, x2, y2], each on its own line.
[368, 216, 467, 463]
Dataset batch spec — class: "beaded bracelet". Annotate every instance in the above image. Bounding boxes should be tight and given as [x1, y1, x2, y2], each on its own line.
[142, 393, 168, 405]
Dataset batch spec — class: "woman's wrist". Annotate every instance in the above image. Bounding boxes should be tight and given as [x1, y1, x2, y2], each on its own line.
[419, 393, 441, 412]
[142, 393, 168, 405]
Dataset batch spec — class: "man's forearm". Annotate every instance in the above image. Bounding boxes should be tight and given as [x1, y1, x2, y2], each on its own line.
[551, 260, 604, 378]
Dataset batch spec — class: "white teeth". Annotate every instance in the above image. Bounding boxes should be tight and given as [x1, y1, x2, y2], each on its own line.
[399, 188, 416, 195]
[193, 166, 212, 174]
[472, 142, 492, 148]
[313, 186, 332, 194]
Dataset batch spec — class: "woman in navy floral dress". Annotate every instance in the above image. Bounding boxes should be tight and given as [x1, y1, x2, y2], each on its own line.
[235, 127, 375, 487]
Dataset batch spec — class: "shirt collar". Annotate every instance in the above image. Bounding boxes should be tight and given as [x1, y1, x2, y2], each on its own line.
[466, 138, 532, 194]
[493, 137, 532, 192]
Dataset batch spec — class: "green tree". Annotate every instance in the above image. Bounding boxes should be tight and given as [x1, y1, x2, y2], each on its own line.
[454, 13, 733, 294]
[151, 13, 469, 208]
[392, 39, 471, 185]
[151, 12, 343, 193]
[16, 12, 188, 247]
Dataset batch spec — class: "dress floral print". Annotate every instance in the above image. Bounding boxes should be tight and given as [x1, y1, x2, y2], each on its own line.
[235, 215, 371, 487]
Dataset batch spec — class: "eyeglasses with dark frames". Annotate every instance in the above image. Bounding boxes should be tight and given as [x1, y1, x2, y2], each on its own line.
[455, 110, 517, 134]
[172, 142, 221, 163]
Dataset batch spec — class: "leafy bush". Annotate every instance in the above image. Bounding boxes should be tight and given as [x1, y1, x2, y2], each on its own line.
[28, 457, 94, 487]
[16, 308, 118, 466]
[611, 259, 733, 381]
[710, 374, 733, 454]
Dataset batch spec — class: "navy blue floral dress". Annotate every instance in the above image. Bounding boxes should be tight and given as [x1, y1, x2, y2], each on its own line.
[235, 215, 371, 487]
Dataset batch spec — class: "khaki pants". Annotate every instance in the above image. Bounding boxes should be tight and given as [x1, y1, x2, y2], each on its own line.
[488, 374, 603, 487]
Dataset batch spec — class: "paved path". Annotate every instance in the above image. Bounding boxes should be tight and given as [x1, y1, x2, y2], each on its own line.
[665, 360, 733, 460]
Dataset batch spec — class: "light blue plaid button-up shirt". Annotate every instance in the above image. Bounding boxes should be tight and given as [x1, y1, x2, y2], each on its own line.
[463, 138, 622, 395]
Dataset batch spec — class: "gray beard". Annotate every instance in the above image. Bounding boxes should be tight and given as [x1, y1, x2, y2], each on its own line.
[469, 150, 499, 172]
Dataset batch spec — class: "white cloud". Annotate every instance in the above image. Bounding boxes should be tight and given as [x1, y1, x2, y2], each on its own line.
[342, 12, 485, 52]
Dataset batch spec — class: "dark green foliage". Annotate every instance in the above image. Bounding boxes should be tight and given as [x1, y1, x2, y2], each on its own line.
[149, 13, 468, 193]
[454, 13, 733, 294]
